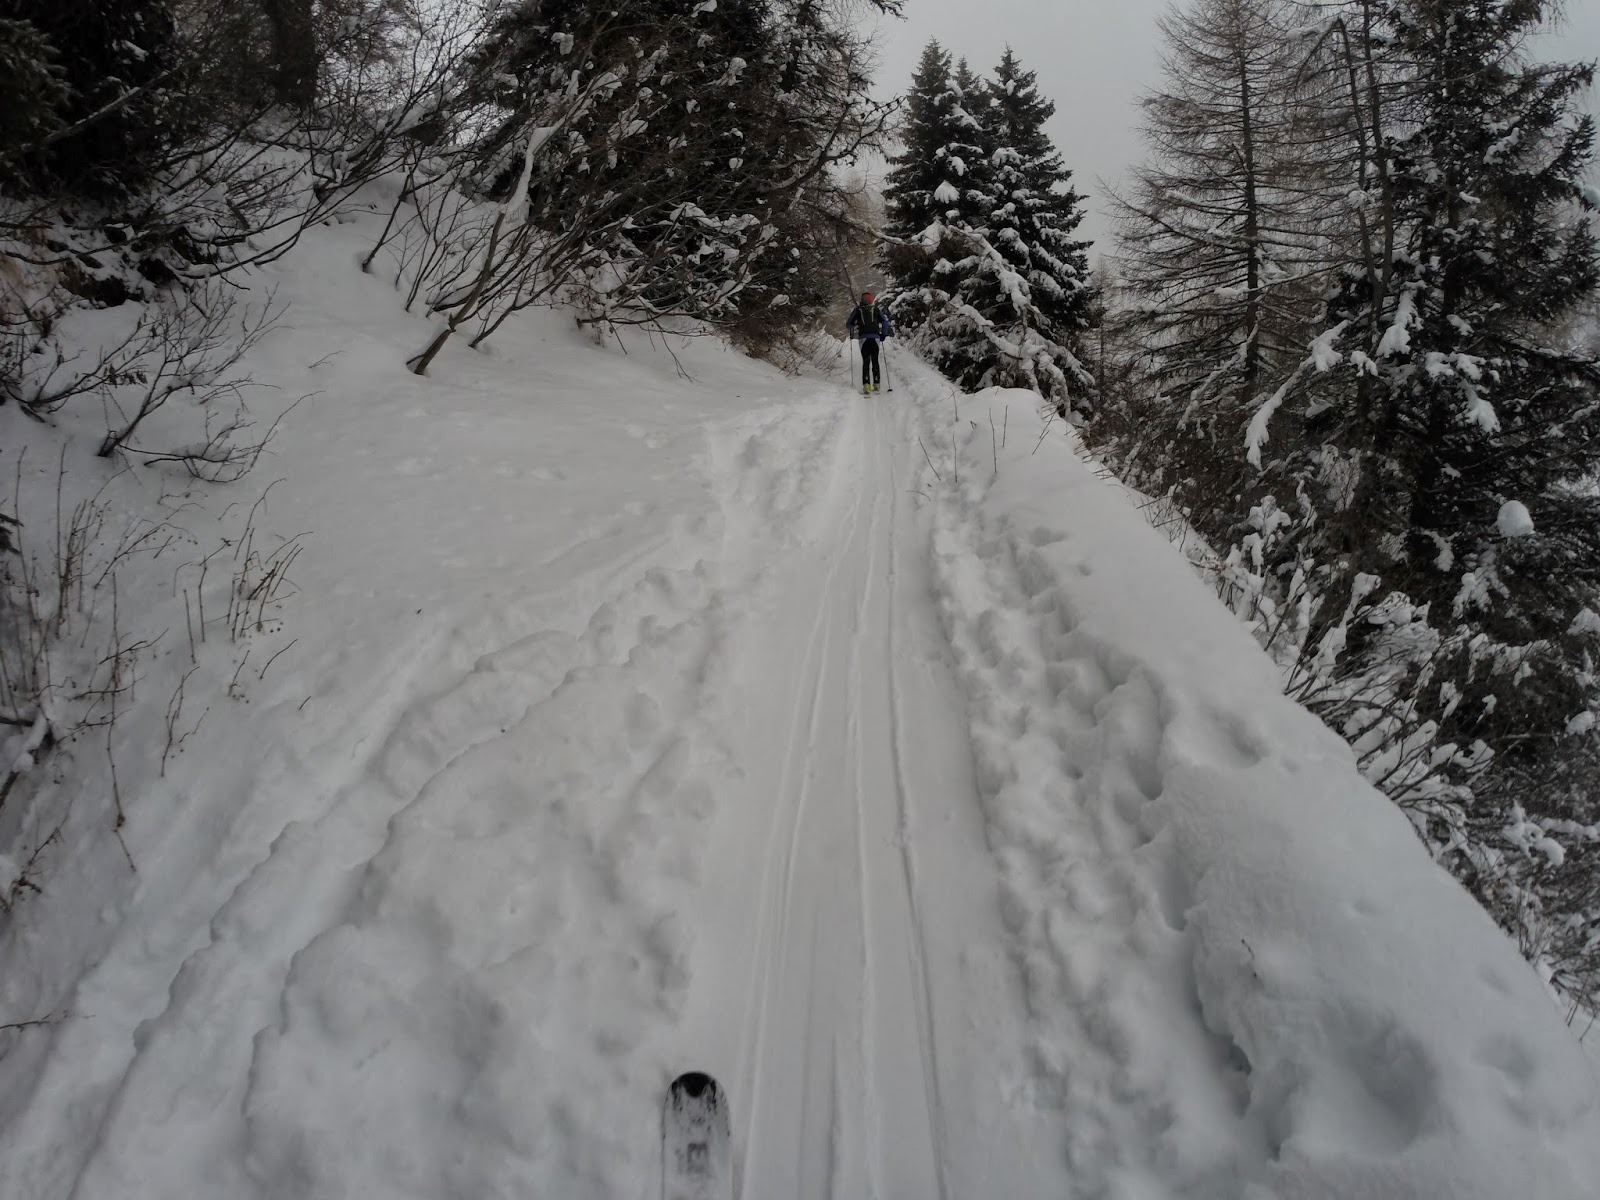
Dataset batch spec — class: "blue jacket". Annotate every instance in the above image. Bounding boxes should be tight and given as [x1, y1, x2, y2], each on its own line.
[846, 302, 892, 344]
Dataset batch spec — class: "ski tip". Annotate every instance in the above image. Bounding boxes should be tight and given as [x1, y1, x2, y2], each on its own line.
[670, 1071, 718, 1099]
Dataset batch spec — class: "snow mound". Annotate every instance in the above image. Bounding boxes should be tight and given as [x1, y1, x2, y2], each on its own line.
[1496, 499, 1534, 538]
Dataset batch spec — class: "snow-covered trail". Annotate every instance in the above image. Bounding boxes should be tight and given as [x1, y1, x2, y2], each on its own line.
[3, 214, 1597, 1200]
[0, 288, 1061, 1198]
[674, 392, 1058, 1199]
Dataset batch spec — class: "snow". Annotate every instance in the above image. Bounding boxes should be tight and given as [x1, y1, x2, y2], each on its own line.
[501, 122, 551, 219]
[1497, 499, 1535, 538]
[1423, 528, 1455, 571]
[1, 211, 1598, 1200]
[1244, 372, 1293, 466]
[1463, 380, 1501, 433]
[1503, 807, 1568, 867]
[1309, 318, 1349, 372]
[1246, 323, 1350, 466]
[2, 710, 53, 783]
[1378, 287, 1418, 358]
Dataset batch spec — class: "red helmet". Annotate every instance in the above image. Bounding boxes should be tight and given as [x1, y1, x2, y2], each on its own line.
[862, 291, 873, 301]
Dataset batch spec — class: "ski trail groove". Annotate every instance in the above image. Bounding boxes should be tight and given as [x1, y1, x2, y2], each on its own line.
[737, 546, 831, 1175]
[849, 486, 883, 1200]
[734, 422, 867, 1193]
[675, 382, 1066, 1199]
[878, 403, 951, 1200]
[691, 392, 978, 1200]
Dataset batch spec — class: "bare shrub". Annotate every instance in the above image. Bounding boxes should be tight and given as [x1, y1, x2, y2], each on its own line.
[0, 457, 160, 820]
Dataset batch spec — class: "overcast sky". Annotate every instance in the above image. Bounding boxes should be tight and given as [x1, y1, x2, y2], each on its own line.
[865, 0, 1600, 256]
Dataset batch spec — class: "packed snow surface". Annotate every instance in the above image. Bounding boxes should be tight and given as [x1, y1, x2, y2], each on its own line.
[1, 217, 1598, 1199]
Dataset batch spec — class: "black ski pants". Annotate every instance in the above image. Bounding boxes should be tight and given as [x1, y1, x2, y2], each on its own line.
[860, 338, 881, 386]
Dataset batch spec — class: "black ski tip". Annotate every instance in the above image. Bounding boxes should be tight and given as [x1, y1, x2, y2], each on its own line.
[670, 1071, 718, 1099]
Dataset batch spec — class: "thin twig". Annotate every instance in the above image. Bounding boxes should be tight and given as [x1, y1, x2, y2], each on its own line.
[0, 1013, 65, 1034]
[229, 650, 251, 698]
[258, 638, 299, 680]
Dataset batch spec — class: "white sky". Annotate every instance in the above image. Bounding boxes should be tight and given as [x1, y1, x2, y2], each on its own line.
[866, 0, 1600, 256]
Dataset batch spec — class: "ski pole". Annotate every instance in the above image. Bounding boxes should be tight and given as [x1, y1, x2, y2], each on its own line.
[884, 343, 893, 393]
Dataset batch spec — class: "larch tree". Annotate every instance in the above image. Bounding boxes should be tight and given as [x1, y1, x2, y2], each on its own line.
[1107, 0, 1337, 493]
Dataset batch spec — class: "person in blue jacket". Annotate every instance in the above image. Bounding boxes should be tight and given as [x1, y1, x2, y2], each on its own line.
[845, 291, 892, 394]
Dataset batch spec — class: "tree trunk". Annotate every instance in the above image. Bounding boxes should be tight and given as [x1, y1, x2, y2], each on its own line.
[261, 0, 318, 109]
[1236, 28, 1262, 411]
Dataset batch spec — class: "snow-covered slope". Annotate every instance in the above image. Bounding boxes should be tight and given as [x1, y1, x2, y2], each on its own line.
[1, 217, 1597, 1199]
[928, 387, 1600, 1197]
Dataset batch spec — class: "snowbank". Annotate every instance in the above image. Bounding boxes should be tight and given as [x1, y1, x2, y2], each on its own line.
[919, 383, 1600, 1198]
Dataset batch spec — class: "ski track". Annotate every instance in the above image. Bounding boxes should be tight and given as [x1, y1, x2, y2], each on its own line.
[680, 389, 1033, 1200]
[881, 411, 951, 1200]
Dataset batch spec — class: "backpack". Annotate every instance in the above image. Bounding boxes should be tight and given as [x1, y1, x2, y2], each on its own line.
[856, 301, 882, 335]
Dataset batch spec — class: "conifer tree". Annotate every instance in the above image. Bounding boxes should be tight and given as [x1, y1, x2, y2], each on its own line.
[0, 17, 69, 167]
[1239, 0, 1600, 1000]
[1294, 3, 1600, 768]
[1096, 0, 1600, 1005]
[415, 0, 887, 366]
[884, 42, 1096, 409]
[981, 49, 1092, 333]
[955, 47, 1095, 403]
[1, 0, 184, 198]
[901, 54, 1007, 389]
[946, 58, 993, 227]
[882, 41, 984, 331]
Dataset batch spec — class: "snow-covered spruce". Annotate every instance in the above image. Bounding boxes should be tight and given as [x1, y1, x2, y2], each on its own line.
[882, 42, 1095, 414]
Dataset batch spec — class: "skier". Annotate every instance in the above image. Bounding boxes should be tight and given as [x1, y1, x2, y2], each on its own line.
[845, 291, 892, 394]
